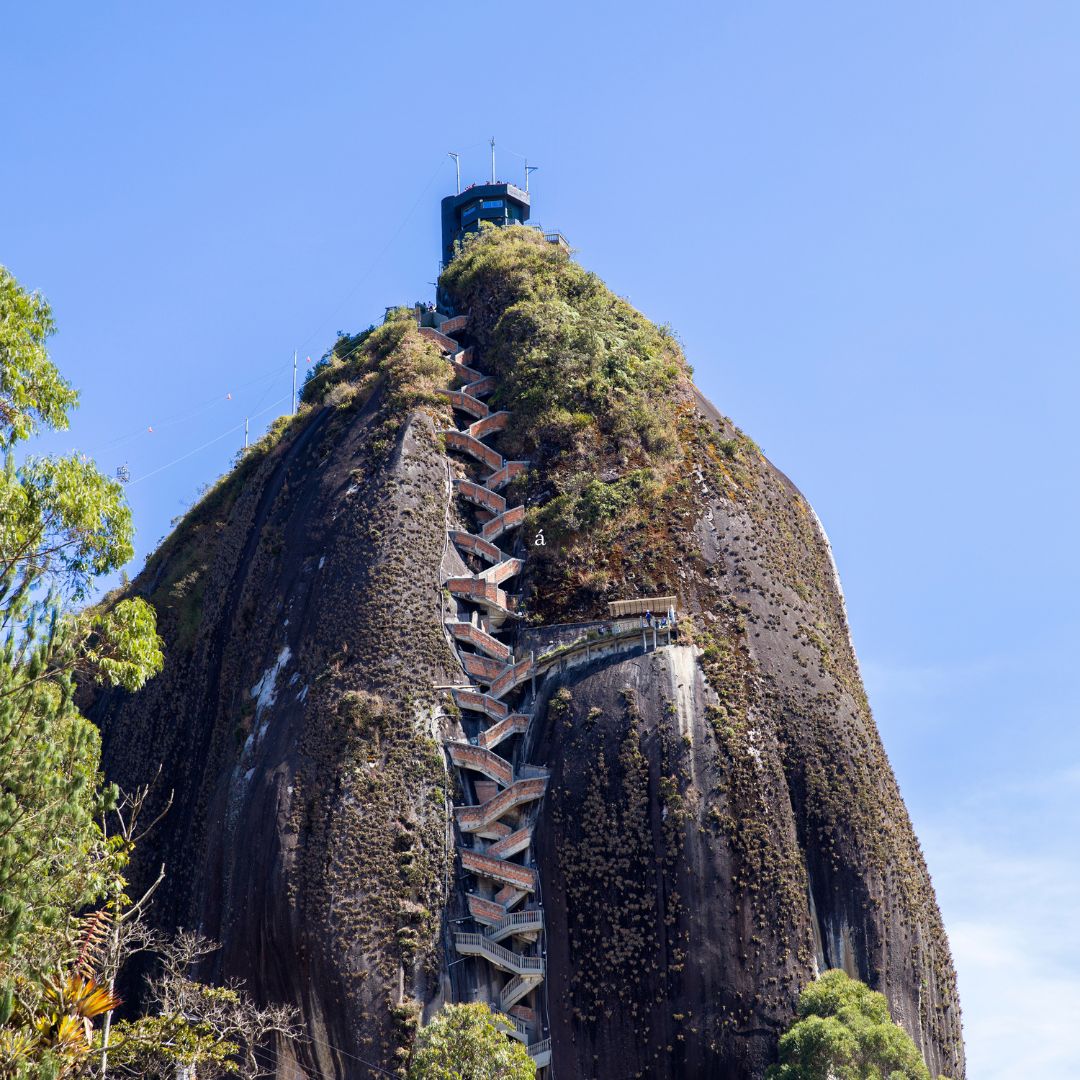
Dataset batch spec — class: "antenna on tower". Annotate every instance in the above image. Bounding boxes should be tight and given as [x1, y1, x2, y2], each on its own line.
[490, 137, 496, 184]
[448, 151, 461, 194]
[525, 160, 539, 193]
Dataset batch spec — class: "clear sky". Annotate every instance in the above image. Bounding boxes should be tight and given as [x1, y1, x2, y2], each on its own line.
[3, 4, 1078, 1075]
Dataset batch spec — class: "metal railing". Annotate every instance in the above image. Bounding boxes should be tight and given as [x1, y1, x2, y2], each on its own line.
[529, 1037, 552, 1059]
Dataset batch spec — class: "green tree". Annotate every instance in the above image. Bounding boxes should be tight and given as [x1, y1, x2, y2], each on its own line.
[0, 269, 77, 447]
[0, 266, 303, 1080]
[0, 266, 164, 1074]
[408, 1003, 535, 1080]
[768, 969, 941, 1080]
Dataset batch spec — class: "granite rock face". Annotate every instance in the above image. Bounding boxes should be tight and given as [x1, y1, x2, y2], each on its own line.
[528, 431, 964, 1078]
[91, 238, 963, 1079]
[91, 372, 463, 1078]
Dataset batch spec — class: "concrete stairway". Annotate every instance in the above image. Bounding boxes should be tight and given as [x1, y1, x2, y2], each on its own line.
[453, 933, 545, 978]
[427, 314, 552, 1070]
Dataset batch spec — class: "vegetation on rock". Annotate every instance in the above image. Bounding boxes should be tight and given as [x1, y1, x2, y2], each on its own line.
[440, 225, 759, 622]
[301, 308, 448, 435]
[142, 307, 449, 651]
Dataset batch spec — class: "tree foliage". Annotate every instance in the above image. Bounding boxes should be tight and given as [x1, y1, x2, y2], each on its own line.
[767, 970, 945, 1080]
[0, 268, 77, 448]
[101, 931, 301, 1079]
[408, 1003, 534, 1080]
[0, 267, 162, 968]
[0, 267, 169, 1077]
[0, 267, 301, 1080]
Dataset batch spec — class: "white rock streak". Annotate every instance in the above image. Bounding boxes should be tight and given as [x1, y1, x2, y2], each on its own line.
[250, 645, 292, 716]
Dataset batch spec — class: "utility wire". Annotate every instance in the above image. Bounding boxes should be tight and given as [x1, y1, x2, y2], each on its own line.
[89, 359, 295, 460]
[243, 1020, 403, 1080]
[90, 149, 464, 466]
[127, 395, 291, 486]
[103, 142, 523, 485]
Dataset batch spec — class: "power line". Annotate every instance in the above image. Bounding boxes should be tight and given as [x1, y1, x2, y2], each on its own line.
[116, 269, 449, 484]
[120, 320, 382, 487]
[103, 142, 527, 487]
[127, 395, 290, 487]
[90, 359, 294, 460]
[90, 149, 464, 466]
[244, 1017, 404, 1080]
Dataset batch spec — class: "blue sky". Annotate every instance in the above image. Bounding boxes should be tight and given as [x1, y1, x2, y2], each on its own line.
[3, 4, 1078, 1075]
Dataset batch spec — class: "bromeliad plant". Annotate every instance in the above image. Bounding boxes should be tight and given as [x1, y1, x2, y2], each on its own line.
[0, 968, 120, 1079]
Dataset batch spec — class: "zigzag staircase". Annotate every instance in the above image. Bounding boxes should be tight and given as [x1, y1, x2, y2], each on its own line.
[424, 312, 679, 1074]
[422, 316, 551, 1072]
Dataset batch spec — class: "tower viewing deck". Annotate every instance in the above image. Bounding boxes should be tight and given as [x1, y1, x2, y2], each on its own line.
[441, 182, 531, 269]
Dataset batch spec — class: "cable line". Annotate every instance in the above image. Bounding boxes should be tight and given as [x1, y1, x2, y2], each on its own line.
[127, 395, 291, 486]
[99, 144, 522, 484]
[293, 154, 449, 355]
